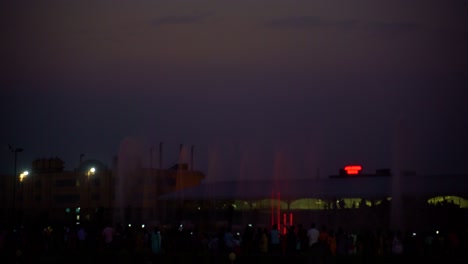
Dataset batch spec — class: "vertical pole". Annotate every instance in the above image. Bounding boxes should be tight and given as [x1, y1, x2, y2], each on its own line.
[271, 190, 274, 226]
[191, 145, 194, 171]
[178, 144, 183, 219]
[159, 142, 165, 222]
[179, 144, 183, 163]
[13, 151, 17, 219]
[277, 192, 280, 232]
[150, 147, 154, 170]
[31, 174, 34, 207]
[159, 142, 163, 170]
[109, 171, 112, 222]
[88, 176, 90, 220]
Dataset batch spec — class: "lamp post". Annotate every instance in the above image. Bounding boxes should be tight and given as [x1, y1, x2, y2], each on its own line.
[19, 170, 29, 222]
[87, 167, 96, 221]
[9, 145, 24, 221]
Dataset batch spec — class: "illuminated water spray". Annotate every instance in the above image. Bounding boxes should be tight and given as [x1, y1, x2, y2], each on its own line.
[271, 190, 293, 235]
[114, 137, 144, 225]
[271, 147, 295, 234]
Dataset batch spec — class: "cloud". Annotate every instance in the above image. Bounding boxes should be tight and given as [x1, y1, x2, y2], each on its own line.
[266, 16, 359, 30]
[266, 16, 426, 34]
[150, 14, 208, 26]
[366, 21, 425, 34]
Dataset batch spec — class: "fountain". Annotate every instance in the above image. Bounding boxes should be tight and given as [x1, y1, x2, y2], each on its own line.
[391, 119, 412, 231]
[114, 136, 144, 225]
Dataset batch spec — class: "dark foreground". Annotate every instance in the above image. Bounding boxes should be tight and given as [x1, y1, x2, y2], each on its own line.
[2, 249, 467, 264]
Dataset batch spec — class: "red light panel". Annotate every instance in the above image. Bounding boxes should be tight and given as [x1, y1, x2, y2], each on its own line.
[344, 165, 362, 175]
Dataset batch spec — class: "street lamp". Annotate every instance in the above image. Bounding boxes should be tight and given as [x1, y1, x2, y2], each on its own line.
[87, 167, 96, 220]
[19, 170, 29, 183]
[19, 170, 29, 199]
[9, 144, 24, 221]
[19, 170, 29, 221]
[87, 167, 96, 177]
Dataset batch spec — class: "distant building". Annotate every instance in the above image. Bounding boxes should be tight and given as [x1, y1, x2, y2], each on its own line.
[159, 167, 468, 232]
[2, 161, 466, 233]
[0, 157, 205, 227]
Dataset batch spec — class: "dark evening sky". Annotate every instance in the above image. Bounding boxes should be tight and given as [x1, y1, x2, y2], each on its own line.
[1, 0, 467, 180]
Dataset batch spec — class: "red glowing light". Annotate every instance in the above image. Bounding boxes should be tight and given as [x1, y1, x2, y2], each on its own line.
[344, 165, 362, 175]
[283, 213, 287, 234]
[277, 192, 280, 230]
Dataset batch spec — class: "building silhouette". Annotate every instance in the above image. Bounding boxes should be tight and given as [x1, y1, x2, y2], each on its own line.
[1, 159, 467, 233]
[0, 156, 205, 227]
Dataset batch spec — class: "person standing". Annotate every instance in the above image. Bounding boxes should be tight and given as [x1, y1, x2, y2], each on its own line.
[269, 224, 281, 256]
[307, 223, 319, 249]
[150, 226, 162, 262]
[77, 224, 87, 252]
[101, 223, 115, 251]
[307, 223, 320, 263]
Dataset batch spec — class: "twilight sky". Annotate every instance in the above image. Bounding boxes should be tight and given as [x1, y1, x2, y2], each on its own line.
[1, 0, 467, 180]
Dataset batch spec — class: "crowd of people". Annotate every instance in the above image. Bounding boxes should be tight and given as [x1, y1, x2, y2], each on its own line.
[0, 220, 467, 263]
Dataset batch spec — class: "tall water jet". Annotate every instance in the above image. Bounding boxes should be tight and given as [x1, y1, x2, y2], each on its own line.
[159, 142, 163, 169]
[191, 145, 194, 171]
[114, 137, 144, 225]
[391, 119, 413, 231]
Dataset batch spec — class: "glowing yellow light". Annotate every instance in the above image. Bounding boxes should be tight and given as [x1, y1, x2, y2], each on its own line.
[87, 167, 96, 176]
[19, 171, 29, 183]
